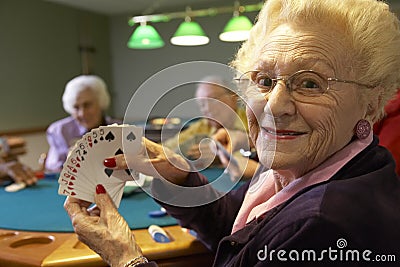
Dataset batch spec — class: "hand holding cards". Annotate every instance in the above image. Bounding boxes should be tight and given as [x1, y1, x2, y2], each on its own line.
[58, 124, 144, 207]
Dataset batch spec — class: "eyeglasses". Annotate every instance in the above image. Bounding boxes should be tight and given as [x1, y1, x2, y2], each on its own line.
[235, 69, 374, 100]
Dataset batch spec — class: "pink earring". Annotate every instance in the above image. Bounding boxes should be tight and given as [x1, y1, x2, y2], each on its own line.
[355, 119, 371, 139]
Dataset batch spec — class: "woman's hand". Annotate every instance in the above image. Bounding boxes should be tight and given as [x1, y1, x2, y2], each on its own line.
[104, 137, 190, 185]
[0, 161, 37, 186]
[64, 184, 143, 267]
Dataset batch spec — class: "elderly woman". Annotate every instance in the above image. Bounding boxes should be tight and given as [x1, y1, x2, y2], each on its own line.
[64, 0, 400, 266]
[45, 75, 120, 172]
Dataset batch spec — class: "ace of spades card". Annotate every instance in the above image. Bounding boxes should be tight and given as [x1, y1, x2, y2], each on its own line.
[58, 124, 144, 207]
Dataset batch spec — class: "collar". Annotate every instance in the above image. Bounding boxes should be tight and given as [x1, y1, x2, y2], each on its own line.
[231, 132, 373, 234]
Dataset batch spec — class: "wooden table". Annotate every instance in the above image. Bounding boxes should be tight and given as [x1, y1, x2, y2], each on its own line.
[0, 226, 214, 267]
[0, 168, 240, 266]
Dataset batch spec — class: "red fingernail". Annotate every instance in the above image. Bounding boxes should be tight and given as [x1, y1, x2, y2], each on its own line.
[96, 184, 106, 194]
[103, 158, 116, 168]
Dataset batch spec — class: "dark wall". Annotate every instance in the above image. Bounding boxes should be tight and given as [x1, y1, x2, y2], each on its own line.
[0, 0, 112, 132]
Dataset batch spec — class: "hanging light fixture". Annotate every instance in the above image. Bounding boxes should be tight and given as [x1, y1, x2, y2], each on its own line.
[127, 22, 165, 49]
[219, 2, 253, 42]
[127, 3, 262, 49]
[170, 7, 209, 46]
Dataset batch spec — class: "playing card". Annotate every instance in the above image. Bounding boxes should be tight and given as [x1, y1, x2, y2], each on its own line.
[90, 125, 144, 182]
[58, 137, 93, 195]
[58, 124, 144, 207]
[215, 141, 240, 169]
[214, 140, 242, 181]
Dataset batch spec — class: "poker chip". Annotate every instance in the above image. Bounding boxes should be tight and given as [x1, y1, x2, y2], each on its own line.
[148, 207, 167, 218]
[148, 224, 171, 243]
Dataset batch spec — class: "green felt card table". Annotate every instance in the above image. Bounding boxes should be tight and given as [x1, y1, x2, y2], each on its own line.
[0, 168, 240, 267]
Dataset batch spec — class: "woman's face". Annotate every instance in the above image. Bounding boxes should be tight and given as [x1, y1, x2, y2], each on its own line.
[72, 88, 103, 130]
[246, 23, 367, 177]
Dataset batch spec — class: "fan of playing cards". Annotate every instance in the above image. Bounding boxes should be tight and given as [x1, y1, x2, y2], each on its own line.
[58, 124, 144, 207]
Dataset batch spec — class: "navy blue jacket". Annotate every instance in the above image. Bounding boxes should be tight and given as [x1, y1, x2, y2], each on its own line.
[150, 137, 400, 266]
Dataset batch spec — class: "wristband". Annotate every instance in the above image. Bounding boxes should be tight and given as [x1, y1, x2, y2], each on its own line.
[123, 255, 148, 267]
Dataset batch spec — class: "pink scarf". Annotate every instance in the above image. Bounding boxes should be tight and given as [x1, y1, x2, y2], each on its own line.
[231, 133, 373, 234]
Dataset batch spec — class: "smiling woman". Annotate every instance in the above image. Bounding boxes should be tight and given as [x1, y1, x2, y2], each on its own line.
[45, 75, 121, 172]
[63, 0, 400, 266]
[238, 23, 371, 179]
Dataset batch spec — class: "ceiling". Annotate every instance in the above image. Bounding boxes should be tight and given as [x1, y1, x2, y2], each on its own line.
[44, 0, 261, 16]
[44, 0, 400, 17]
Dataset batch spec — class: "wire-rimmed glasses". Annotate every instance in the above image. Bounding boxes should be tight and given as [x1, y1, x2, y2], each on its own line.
[234, 69, 374, 100]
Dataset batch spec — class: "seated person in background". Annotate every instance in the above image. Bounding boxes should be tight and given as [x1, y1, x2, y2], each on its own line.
[0, 136, 36, 186]
[64, 0, 400, 266]
[373, 89, 400, 175]
[163, 75, 248, 167]
[45, 75, 120, 172]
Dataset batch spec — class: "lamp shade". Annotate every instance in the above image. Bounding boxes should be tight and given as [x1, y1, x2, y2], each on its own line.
[170, 21, 209, 46]
[219, 15, 253, 42]
[127, 24, 165, 49]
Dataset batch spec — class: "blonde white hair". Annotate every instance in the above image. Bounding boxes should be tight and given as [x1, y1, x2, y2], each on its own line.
[232, 0, 400, 121]
[62, 75, 110, 115]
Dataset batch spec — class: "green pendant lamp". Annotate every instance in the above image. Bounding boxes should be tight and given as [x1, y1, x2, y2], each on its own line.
[170, 18, 209, 46]
[127, 23, 165, 49]
[219, 15, 253, 42]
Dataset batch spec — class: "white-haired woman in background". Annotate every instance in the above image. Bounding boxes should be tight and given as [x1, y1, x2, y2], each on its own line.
[45, 75, 120, 172]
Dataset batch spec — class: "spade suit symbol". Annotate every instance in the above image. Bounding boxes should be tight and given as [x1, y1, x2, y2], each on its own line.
[104, 168, 113, 177]
[113, 149, 132, 176]
[105, 131, 115, 142]
[127, 132, 136, 141]
[115, 149, 123, 155]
